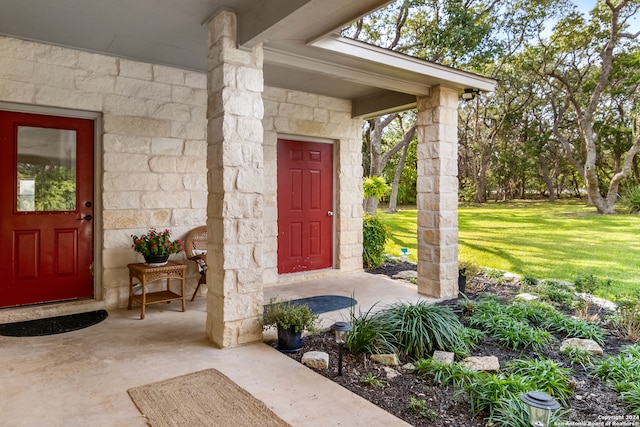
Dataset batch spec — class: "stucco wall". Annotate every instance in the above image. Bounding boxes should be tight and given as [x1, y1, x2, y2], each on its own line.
[0, 36, 364, 309]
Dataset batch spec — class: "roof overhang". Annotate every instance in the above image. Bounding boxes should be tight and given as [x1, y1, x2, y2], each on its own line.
[0, 0, 496, 118]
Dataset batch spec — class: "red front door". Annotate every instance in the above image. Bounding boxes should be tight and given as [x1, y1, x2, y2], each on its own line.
[277, 139, 333, 274]
[0, 111, 94, 308]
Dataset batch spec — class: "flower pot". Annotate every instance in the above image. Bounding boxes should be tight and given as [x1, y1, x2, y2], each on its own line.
[276, 325, 303, 352]
[143, 254, 169, 267]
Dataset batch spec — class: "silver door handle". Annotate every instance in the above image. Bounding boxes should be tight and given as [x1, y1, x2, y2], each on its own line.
[327, 211, 334, 217]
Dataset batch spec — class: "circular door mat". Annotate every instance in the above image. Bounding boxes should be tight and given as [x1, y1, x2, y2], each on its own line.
[0, 310, 108, 337]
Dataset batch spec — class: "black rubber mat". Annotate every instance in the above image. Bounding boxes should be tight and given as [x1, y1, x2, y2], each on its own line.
[286, 295, 357, 314]
[0, 310, 108, 337]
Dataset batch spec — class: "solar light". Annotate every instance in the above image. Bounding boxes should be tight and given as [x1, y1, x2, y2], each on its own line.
[331, 321, 352, 376]
[521, 391, 560, 427]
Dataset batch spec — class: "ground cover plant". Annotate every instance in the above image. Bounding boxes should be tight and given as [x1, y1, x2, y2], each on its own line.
[377, 200, 640, 298]
[285, 271, 640, 426]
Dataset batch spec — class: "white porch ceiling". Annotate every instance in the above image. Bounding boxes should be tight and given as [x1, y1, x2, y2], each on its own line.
[0, 0, 495, 117]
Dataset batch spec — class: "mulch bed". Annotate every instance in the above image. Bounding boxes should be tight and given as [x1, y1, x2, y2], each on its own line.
[284, 263, 637, 426]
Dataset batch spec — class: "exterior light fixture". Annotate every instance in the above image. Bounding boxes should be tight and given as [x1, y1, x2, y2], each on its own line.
[521, 391, 560, 427]
[331, 321, 352, 376]
[461, 88, 479, 101]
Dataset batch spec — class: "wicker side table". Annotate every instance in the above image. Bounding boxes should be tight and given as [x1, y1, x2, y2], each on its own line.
[127, 261, 186, 319]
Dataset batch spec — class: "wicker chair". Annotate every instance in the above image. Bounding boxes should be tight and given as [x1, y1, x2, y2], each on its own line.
[184, 226, 208, 301]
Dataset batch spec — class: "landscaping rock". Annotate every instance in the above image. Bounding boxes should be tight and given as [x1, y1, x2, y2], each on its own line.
[371, 353, 400, 366]
[560, 338, 604, 355]
[432, 350, 455, 365]
[392, 270, 418, 280]
[383, 367, 400, 379]
[301, 351, 329, 369]
[402, 363, 416, 371]
[576, 293, 617, 311]
[461, 356, 500, 372]
[515, 293, 539, 301]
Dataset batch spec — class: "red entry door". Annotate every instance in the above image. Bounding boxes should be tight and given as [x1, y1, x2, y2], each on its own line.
[0, 111, 94, 307]
[277, 139, 333, 274]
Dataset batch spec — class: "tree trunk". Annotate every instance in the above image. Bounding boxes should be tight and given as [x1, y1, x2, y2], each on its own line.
[387, 138, 411, 213]
[539, 154, 556, 202]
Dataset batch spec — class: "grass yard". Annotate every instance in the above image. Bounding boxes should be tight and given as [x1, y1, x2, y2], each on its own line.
[378, 200, 640, 298]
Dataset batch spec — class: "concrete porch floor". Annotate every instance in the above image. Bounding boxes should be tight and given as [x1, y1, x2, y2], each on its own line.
[0, 272, 436, 427]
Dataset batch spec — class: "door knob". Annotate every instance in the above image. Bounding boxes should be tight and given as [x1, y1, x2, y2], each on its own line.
[77, 215, 93, 221]
[327, 211, 334, 217]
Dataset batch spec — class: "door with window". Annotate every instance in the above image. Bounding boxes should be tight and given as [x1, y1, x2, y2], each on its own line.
[277, 139, 333, 274]
[0, 111, 94, 307]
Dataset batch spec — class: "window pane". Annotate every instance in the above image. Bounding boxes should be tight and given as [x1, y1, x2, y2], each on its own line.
[17, 126, 77, 212]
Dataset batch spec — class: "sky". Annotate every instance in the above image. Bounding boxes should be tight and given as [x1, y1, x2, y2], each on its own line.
[571, 0, 640, 33]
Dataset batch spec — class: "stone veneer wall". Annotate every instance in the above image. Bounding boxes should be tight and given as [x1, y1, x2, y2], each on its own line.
[262, 87, 364, 285]
[0, 35, 365, 309]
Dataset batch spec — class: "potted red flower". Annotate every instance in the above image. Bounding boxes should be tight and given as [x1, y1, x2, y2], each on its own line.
[131, 228, 183, 266]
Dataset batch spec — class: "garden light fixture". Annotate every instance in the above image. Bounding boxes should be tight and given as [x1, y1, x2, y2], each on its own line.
[331, 321, 352, 376]
[521, 391, 560, 427]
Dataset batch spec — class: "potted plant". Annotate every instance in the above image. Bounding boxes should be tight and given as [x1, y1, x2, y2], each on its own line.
[131, 228, 184, 266]
[263, 298, 319, 352]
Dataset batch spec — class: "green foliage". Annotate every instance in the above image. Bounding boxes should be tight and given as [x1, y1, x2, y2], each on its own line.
[373, 301, 472, 360]
[520, 275, 539, 287]
[592, 344, 640, 392]
[466, 373, 530, 416]
[618, 186, 640, 214]
[263, 299, 319, 333]
[506, 358, 573, 405]
[360, 373, 386, 387]
[610, 296, 640, 342]
[346, 305, 397, 355]
[535, 280, 581, 308]
[484, 397, 532, 427]
[621, 384, 640, 415]
[561, 346, 595, 370]
[469, 299, 554, 351]
[363, 176, 391, 200]
[18, 163, 76, 211]
[362, 214, 390, 268]
[406, 397, 437, 421]
[543, 315, 605, 345]
[131, 228, 184, 256]
[413, 358, 479, 389]
[574, 274, 600, 295]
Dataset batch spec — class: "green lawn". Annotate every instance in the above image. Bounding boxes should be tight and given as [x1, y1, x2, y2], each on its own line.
[378, 200, 640, 298]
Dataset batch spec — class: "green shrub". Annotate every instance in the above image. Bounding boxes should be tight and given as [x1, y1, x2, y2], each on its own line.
[506, 358, 573, 405]
[574, 274, 600, 295]
[621, 383, 640, 415]
[466, 373, 530, 416]
[618, 185, 640, 213]
[346, 305, 397, 355]
[536, 280, 581, 307]
[611, 296, 640, 342]
[363, 175, 391, 200]
[362, 214, 390, 268]
[469, 303, 553, 351]
[592, 344, 640, 392]
[374, 301, 471, 360]
[561, 346, 595, 369]
[406, 397, 438, 421]
[413, 358, 479, 389]
[544, 315, 605, 345]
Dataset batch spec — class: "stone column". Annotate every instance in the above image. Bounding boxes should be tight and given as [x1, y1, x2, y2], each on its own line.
[415, 86, 459, 299]
[206, 11, 265, 347]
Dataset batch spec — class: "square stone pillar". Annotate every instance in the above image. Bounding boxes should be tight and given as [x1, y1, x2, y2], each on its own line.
[206, 11, 265, 347]
[415, 86, 459, 299]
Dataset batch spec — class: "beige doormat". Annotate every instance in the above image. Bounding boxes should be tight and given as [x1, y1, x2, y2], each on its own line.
[128, 368, 292, 427]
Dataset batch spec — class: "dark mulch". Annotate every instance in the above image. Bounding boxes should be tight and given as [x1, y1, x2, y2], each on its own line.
[282, 265, 636, 427]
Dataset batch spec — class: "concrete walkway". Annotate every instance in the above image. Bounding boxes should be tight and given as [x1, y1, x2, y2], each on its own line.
[0, 272, 434, 427]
